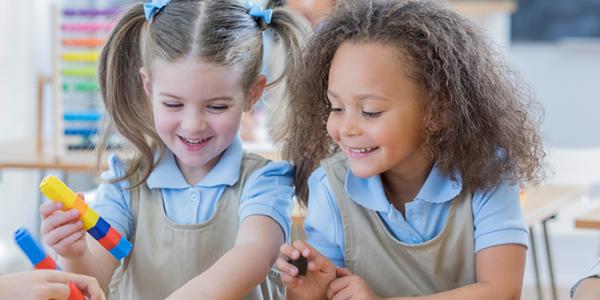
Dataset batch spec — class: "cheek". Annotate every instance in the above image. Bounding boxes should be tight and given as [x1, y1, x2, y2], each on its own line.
[212, 112, 243, 136]
[326, 115, 338, 140]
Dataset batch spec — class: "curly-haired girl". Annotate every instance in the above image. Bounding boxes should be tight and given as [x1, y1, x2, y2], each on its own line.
[275, 0, 545, 299]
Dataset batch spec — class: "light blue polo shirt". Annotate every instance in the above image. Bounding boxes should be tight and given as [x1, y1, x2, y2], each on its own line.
[304, 165, 529, 267]
[92, 137, 294, 241]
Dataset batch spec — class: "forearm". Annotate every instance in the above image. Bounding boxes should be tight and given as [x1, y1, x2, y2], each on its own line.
[168, 242, 277, 300]
[385, 282, 519, 300]
[58, 237, 118, 290]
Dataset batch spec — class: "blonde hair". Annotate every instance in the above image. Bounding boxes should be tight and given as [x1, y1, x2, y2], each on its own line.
[277, 0, 545, 204]
[97, 0, 308, 187]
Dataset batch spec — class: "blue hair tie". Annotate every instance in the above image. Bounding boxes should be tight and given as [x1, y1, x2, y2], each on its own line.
[244, 0, 273, 24]
[144, 0, 171, 21]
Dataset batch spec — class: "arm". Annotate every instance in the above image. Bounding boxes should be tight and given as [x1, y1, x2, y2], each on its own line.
[0, 270, 105, 300]
[574, 277, 600, 300]
[167, 215, 283, 299]
[327, 244, 526, 300]
[58, 235, 120, 290]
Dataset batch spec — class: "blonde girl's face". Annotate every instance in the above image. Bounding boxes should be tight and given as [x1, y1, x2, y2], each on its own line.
[141, 58, 263, 184]
[326, 42, 429, 179]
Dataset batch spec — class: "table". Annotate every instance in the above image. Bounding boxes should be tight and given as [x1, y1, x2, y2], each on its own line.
[575, 207, 600, 230]
[521, 185, 588, 300]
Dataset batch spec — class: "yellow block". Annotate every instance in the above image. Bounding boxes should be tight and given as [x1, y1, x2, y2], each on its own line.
[39, 176, 79, 208]
[81, 208, 100, 230]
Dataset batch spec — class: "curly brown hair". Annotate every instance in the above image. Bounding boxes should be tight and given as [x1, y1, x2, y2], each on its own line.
[275, 0, 545, 204]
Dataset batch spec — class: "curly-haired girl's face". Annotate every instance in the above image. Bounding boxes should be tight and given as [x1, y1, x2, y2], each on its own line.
[326, 42, 430, 179]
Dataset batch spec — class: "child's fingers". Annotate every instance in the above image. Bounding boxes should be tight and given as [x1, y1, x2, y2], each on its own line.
[275, 257, 298, 277]
[39, 202, 62, 219]
[44, 220, 84, 246]
[280, 243, 301, 260]
[326, 277, 350, 299]
[52, 228, 85, 251]
[279, 271, 302, 287]
[330, 286, 352, 300]
[41, 209, 80, 236]
[336, 267, 352, 277]
[291, 240, 313, 257]
[35, 282, 71, 300]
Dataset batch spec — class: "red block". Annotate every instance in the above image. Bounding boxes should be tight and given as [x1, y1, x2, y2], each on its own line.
[35, 256, 57, 270]
[98, 227, 121, 251]
[67, 281, 84, 300]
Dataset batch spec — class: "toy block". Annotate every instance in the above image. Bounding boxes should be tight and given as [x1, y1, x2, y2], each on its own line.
[39, 175, 132, 260]
[71, 197, 89, 217]
[109, 237, 133, 260]
[98, 227, 121, 250]
[87, 217, 110, 240]
[39, 176, 78, 208]
[81, 206, 100, 230]
[35, 255, 58, 270]
[14, 228, 47, 265]
[13, 227, 83, 300]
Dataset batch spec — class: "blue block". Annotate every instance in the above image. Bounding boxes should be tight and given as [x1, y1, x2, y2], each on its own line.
[13, 227, 46, 265]
[87, 217, 110, 240]
[108, 237, 132, 260]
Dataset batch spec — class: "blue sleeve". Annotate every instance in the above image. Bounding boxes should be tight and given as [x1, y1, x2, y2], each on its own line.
[91, 154, 133, 239]
[239, 160, 295, 242]
[303, 167, 346, 267]
[472, 180, 529, 252]
[571, 258, 600, 297]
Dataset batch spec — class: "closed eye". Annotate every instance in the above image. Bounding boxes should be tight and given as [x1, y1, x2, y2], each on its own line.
[362, 111, 382, 118]
[162, 102, 182, 108]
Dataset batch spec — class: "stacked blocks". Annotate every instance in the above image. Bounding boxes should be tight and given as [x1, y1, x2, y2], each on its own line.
[14, 227, 84, 300]
[39, 175, 132, 260]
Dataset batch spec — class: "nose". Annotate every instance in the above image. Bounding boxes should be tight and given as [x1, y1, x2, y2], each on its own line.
[339, 113, 360, 137]
[181, 112, 207, 132]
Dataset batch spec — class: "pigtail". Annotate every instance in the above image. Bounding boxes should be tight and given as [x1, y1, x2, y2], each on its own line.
[261, 8, 316, 203]
[96, 4, 161, 187]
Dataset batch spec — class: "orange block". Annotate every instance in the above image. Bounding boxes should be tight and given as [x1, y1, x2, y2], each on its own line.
[98, 227, 121, 250]
[71, 197, 89, 216]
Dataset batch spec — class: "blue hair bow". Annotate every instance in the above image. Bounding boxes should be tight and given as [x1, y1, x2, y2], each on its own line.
[244, 0, 273, 24]
[144, 0, 171, 21]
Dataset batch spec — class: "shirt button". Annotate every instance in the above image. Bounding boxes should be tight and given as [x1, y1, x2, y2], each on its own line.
[411, 236, 419, 243]
[191, 194, 198, 202]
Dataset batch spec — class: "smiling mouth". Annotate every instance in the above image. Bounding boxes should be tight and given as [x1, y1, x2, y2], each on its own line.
[349, 146, 379, 154]
[179, 136, 211, 145]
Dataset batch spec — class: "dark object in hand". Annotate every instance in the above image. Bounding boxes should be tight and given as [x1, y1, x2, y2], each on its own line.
[290, 256, 307, 276]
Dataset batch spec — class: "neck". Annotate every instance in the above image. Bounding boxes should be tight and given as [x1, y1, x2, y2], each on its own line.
[176, 153, 223, 185]
[381, 156, 433, 214]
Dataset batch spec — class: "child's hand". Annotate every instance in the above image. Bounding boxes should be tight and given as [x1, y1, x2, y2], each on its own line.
[0, 269, 105, 300]
[276, 240, 336, 300]
[326, 268, 381, 300]
[40, 193, 88, 259]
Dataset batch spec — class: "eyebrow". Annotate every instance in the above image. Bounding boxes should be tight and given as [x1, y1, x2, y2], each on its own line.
[159, 92, 235, 101]
[327, 90, 390, 102]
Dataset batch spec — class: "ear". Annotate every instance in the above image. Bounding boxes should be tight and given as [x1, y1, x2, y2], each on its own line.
[140, 67, 152, 98]
[244, 75, 266, 112]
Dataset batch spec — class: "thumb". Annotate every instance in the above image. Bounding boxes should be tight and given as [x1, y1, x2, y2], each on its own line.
[336, 267, 352, 277]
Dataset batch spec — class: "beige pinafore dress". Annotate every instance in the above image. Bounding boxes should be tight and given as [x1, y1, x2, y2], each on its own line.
[322, 153, 476, 297]
[108, 153, 284, 300]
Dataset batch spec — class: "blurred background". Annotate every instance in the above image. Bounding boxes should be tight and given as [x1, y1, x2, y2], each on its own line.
[1, 1, 599, 299]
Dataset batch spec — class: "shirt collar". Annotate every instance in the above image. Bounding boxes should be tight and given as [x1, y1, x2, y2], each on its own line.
[344, 165, 462, 212]
[147, 136, 243, 189]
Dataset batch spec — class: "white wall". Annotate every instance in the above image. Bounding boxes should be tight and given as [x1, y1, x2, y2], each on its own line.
[0, 0, 54, 274]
